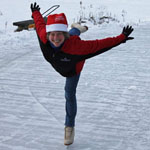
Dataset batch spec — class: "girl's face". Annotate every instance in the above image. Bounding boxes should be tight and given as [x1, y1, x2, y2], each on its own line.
[48, 31, 65, 47]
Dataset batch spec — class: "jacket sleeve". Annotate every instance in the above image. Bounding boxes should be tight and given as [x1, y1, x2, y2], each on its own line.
[32, 11, 47, 44]
[62, 34, 126, 57]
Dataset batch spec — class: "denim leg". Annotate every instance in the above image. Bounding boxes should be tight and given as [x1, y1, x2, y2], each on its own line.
[69, 28, 81, 36]
[64, 74, 80, 127]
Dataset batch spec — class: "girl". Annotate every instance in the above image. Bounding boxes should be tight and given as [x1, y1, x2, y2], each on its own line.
[31, 2, 134, 145]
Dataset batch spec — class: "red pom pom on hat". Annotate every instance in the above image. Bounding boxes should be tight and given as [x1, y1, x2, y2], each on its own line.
[46, 13, 68, 32]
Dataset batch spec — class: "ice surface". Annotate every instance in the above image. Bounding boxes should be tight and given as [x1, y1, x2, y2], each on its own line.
[0, 0, 150, 150]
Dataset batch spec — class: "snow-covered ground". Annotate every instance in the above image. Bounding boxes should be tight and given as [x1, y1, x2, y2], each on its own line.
[0, 0, 150, 150]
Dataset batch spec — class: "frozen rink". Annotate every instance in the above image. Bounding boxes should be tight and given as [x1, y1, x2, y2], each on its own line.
[0, 0, 150, 149]
[0, 22, 150, 150]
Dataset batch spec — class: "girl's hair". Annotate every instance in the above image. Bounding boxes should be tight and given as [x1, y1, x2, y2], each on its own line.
[46, 32, 70, 40]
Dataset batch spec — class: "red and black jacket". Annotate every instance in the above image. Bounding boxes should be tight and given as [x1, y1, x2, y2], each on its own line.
[32, 11, 126, 77]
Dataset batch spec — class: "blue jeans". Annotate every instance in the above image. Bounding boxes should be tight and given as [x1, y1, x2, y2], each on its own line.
[69, 27, 80, 36]
[64, 27, 81, 127]
[65, 74, 80, 127]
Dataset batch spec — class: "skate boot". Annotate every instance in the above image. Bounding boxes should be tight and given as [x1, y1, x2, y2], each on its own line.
[71, 23, 88, 33]
[64, 127, 75, 145]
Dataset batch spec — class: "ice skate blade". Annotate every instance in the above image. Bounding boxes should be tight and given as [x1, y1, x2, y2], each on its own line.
[64, 142, 73, 146]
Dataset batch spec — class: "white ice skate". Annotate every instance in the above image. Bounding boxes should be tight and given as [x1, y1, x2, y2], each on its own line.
[71, 23, 88, 33]
[64, 127, 75, 145]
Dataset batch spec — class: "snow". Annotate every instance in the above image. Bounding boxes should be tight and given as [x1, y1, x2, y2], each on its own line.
[0, 0, 150, 150]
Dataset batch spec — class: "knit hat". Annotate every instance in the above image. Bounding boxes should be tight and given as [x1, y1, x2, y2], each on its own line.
[46, 13, 68, 33]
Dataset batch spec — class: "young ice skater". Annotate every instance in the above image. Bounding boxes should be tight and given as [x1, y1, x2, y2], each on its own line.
[30, 2, 134, 145]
